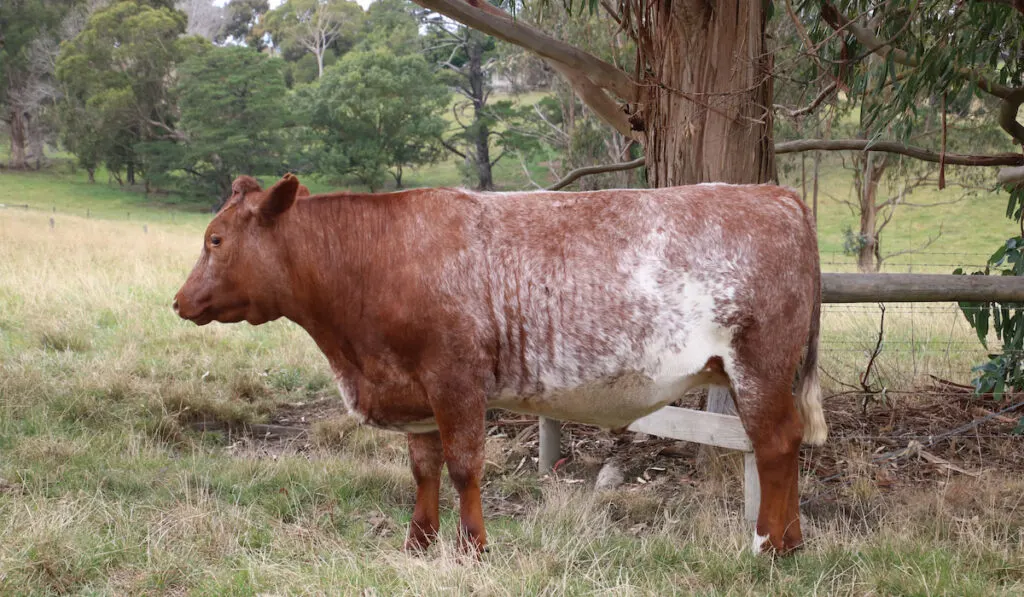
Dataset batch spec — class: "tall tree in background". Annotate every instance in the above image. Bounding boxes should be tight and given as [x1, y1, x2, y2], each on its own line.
[56, 1, 197, 185]
[153, 46, 293, 204]
[426, 20, 502, 189]
[361, 0, 423, 51]
[175, 0, 226, 41]
[0, 0, 78, 170]
[220, 0, 270, 50]
[264, 0, 363, 79]
[302, 48, 449, 190]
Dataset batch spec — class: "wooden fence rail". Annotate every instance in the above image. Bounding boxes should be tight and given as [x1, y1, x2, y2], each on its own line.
[537, 273, 1024, 522]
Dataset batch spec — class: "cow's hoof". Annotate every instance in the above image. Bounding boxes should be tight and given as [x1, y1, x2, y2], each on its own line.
[751, 530, 803, 556]
[403, 535, 433, 555]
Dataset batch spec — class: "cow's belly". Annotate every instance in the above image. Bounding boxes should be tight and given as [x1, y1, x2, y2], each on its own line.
[360, 370, 722, 434]
[488, 369, 722, 429]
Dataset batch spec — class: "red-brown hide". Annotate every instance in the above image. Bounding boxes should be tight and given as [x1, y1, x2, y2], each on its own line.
[174, 175, 825, 556]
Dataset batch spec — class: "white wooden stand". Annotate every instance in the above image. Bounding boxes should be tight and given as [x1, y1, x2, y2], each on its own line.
[538, 406, 759, 522]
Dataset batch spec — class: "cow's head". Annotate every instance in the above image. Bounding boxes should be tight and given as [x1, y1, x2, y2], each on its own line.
[173, 173, 304, 326]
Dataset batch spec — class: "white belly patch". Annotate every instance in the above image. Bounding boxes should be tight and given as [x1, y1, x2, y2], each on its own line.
[489, 370, 721, 429]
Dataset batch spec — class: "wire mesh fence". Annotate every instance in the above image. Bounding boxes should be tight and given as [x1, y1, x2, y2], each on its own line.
[818, 300, 999, 392]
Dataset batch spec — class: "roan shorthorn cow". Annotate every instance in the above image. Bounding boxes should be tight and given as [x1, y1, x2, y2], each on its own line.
[173, 173, 826, 556]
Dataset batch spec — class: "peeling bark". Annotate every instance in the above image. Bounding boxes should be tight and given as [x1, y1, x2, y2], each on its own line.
[641, 1, 776, 186]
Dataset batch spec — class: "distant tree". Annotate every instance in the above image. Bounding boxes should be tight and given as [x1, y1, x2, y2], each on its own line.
[220, 0, 270, 50]
[302, 48, 448, 190]
[151, 46, 293, 204]
[176, 0, 226, 41]
[0, 0, 79, 169]
[264, 0, 363, 79]
[56, 1, 198, 185]
[360, 0, 422, 53]
[425, 21, 501, 190]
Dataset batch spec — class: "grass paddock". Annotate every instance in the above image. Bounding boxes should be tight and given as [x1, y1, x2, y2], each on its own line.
[1, 169, 1023, 595]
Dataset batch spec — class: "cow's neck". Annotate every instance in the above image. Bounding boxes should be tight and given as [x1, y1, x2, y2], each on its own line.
[276, 193, 384, 377]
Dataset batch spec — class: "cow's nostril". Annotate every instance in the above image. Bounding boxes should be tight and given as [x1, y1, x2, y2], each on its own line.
[172, 299, 179, 313]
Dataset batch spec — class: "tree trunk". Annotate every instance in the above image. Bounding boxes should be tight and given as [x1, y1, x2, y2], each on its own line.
[855, 152, 886, 272]
[8, 110, 28, 170]
[642, 1, 775, 187]
[643, 1, 776, 418]
[28, 112, 45, 170]
[316, 48, 325, 79]
[87, 167, 96, 183]
[468, 33, 495, 190]
[127, 162, 136, 186]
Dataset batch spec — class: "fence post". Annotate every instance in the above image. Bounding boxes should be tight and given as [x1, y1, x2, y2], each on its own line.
[538, 417, 561, 472]
[743, 452, 760, 522]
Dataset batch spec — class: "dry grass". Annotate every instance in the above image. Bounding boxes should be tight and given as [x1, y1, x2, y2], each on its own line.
[2, 207, 1023, 595]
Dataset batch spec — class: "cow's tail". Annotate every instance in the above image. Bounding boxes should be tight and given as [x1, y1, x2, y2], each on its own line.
[795, 254, 827, 446]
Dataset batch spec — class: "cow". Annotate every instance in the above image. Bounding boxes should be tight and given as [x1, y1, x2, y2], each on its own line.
[173, 173, 826, 556]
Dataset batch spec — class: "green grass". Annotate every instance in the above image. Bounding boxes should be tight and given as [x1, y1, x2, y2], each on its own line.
[0, 161, 213, 226]
[1, 157, 1023, 594]
[776, 158, 1019, 272]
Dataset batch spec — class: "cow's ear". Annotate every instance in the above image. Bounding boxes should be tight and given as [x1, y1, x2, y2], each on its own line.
[296, 184, 311, 198]
[259, 173, 300, 219]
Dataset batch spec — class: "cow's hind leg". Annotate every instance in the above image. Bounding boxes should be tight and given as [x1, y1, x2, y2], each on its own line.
[404, 431, 444, 552]
[730, 379, 804, 555]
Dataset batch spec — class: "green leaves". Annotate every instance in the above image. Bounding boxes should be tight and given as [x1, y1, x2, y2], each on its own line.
[300, 47, 449, 190]
[955, 236, 1024, 403]
[166, 46, 294, 202]
[55, 1, 193, 182]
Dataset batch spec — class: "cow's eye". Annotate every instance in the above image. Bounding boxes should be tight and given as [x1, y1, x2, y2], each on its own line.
[210, 235, 222, 247]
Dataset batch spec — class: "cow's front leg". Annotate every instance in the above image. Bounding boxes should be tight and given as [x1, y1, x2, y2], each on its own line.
[425, 376, 488, 555]
[404, 430, 444, 552]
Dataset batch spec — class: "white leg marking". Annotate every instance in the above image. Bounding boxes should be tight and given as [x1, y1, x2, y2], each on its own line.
[751, 529, 771, 554]
[337, 381, 366, 424]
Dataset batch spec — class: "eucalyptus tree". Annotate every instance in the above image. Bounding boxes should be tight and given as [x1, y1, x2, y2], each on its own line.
[263, 0, 364, 79]
[409, 0, 1024, 409]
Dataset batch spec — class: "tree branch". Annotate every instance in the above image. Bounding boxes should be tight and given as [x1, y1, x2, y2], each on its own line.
[999, 88, 1024, 145]
[774, 82, 838, 118]
[440, 137, 467, 159]
[412, 0, 637, 101]
[144, 117, 186, 142]
[546, 157, 646, 191]
[774, 138, 1024, 166]
[547, 60, 638, 139]
[882, 226, 943, 261]
[998, 165, 1024, 185]
[517, 153, 545, 189]
[820, 1, 1014, 98]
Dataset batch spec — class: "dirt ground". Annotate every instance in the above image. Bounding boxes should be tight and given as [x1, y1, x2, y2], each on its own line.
[202, 382, 1024, 529]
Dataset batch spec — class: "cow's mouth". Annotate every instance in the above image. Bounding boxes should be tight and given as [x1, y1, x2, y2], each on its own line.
[173, 295, 248, 326]
[174, 301, 215, 325]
